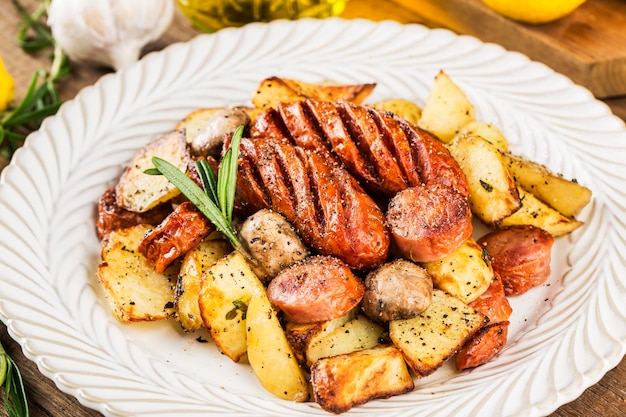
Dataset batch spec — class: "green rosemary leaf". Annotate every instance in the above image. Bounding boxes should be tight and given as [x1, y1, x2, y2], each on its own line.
[151, 157, 241, 250]
[143, 168, 161, 175]
[195, 159, 219, 205]
[217, 125, 243, 224]
[1, 339, 29, 417]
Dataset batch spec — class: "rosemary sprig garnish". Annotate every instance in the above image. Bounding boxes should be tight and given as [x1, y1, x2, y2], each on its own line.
[147, 125, 244, 251]
[0, 0, 70, 161]
[0, 338, 29, 417]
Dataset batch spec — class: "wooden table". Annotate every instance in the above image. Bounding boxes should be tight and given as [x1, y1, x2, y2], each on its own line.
[0, 1, 624, 416]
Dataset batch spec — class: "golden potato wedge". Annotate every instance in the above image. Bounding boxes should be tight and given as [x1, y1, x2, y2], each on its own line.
[285, 309, 358, 366]
[175, 238, 232, 332]
[389, 289, 487, 377]
[306, 314, 384, 367]
[502, 153, 592, 217]
[97, 224, 177, 323]
[417, 70, 476, 143]
[198, 250, 265, 362]
[251, 76, 376, 109]
[447, 134, 521, 225]
[370, 98, 422, 125]
[422, 238, 494, 304]
[456, 120, 509, 153]
[310, 345, 414, 414]
[247, 291, 309, 402]
[115, 130, 190, 213]
[175, 106, 259, 144]
[498, 186, 584, 236]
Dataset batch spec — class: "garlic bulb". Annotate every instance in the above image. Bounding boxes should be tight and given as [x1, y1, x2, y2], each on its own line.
[47, 0, 175, 70]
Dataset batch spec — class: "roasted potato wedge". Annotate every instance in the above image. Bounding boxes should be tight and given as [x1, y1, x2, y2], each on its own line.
[176, 106, 258, 146]
[502, 152, 592, 217]
[447, 134, 521, 225]
[247, 291, 309, 402]
[417, 70, 475, 143]
[115, 130, 190, 213]
[251, 76, 376, 109]
[306, 314, 384, 367]
[175, 238, 232, 332]
[310, 345, 414, 414]
[498, 186, 584, 236]
[285, 309, 358, 366]
[97, 224, 177, 322]
[389, 289, 487, 377]
[422, 238, 494, 304]
[455, 120, 509, 153]
[370, 98, 422, 125]
[198, 250, 265, 362]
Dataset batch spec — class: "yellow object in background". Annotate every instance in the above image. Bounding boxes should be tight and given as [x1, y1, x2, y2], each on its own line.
[482, 0, 586, 24]
[0, 55, 15, 112]
[177, 0, 348, 32]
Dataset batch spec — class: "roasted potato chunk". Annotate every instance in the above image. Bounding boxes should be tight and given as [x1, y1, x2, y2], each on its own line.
[447, 134, 521, 225]
[306, 314, 384, 367]
[417, 70, 475, 143]
[198, 250, 265, 362]
[115, 130, 190, 213]
[502, 152, 592, 217]
[499, 186, 583, 236]
[310, 345, 414, 414]
[389, 289, 487, 377]
[247, 291, 309, 402]
[251, 76, 376, 109]
[370, 98, 422, 125]
[97, 224, 178, 322]
[455, 120, 509, 153]
[422, 238, 494, 304]
[175, 239, 232, 332]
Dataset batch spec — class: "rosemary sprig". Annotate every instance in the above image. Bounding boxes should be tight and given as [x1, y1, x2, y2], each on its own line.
[148, 126, 245, 251]
[0, 0, 70, 161]
[0, 337, 29, 417]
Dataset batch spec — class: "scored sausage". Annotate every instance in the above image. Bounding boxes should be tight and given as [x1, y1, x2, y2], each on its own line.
[478, 225, 554, 296]
[387, 184, 473, 263]
[455, 321, 510, 371]
[235, 137, 390, 271]
[250, 99, 469, 198]
[267, 256, 365, 323]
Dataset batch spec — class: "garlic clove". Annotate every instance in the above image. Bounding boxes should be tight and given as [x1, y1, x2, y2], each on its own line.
[48, 0, 175, 71]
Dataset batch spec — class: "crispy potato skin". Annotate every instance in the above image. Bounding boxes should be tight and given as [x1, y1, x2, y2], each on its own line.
[478, 225, 554, 296]
[96, 188, 172, 239]
[138, 202, 216, 273]
[310, 345, 414, 414]
[387, 184, 473, 262]
[267, 256, 365, 323]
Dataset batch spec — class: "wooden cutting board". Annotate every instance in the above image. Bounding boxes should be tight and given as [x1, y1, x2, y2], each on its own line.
[387, 0, 626, 98]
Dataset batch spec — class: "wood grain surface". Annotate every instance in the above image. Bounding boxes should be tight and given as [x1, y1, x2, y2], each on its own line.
[0, 1, 624, 416]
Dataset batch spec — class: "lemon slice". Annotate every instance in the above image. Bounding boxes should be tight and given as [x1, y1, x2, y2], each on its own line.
[482, 0, 586, 24]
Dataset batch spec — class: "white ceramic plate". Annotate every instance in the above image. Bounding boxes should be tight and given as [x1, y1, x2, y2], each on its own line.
[0, 18, 625, 417]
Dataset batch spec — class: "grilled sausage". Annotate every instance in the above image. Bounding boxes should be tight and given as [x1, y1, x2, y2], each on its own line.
[455, 321, 510, 370]
[469, 273, 512, 323]
[235, 137, 390, 270]
[249, 99, 469, 198]
[238, 209, 309, 284]
[138, 202, 216, 273]
[361, 259, 433, 322]
[96, 188, 173, 239]
[267, 256, 365, 323]
[478, 225, 554, 296]
[387, 184, 473, 262]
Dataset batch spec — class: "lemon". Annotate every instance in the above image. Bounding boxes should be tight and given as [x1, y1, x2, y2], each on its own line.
[482, 0, 586, 24]
[0, 55, 15, 112]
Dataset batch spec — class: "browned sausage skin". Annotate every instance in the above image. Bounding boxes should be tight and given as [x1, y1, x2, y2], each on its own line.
[267, 256, 365, 323]
[235, 137, 390, 271]
[478, 225, 554, 296]
[387, 184, 473, 263]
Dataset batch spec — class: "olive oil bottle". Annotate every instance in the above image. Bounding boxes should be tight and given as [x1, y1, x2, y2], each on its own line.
[177, 0, 349, 32]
